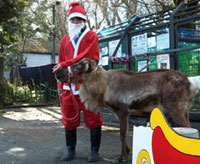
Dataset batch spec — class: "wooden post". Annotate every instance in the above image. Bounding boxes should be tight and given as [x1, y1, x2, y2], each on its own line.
[0, 56, 4, 82]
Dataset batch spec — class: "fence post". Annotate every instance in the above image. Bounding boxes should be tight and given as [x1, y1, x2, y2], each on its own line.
[56, 91, 60, 107]
[0, 57, 3, 82]
[169, 2, 184, 70]
[44, 82, 49, 102]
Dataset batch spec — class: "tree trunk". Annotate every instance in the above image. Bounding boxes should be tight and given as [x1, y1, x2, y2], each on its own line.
[0, 57, 4, 82]
[12, 65, 21, 86]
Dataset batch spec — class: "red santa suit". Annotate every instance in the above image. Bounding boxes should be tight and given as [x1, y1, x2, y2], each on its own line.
[57, 28, 103, 130]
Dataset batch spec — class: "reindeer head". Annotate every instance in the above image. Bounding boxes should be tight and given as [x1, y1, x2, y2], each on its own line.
[71, 58, 98, 75]
[54, 67, 69, 83]
[54, 58, 98, 83]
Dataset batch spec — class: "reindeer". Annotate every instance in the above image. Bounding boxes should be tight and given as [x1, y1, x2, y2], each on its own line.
[55, 58, 200, 163]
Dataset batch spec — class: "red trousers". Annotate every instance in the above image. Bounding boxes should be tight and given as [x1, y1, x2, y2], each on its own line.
[60, 90, 103, 130]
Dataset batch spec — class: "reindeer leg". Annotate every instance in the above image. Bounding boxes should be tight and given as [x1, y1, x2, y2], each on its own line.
[166, 104, 191, 127]
[116, 111, 129, 163]
[172, 112, 190, 127]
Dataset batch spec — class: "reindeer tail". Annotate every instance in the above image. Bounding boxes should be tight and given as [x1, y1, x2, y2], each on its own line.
[188, 76, 200, 94]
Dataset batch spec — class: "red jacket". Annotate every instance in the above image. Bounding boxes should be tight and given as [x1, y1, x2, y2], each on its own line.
[57, 28, 99, 94]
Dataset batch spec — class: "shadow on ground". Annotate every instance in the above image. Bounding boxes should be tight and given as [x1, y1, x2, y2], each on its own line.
[0, 107, 132, 164]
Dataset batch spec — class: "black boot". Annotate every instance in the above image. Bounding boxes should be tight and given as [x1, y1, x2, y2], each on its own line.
[88, 126, 101, 162]
[61, 128, 76, 162]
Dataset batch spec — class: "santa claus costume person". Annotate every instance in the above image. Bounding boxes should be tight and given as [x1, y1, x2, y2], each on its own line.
[53, 2, 103, 162]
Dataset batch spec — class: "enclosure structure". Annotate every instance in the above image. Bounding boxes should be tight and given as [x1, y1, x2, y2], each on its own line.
[97, 0, 200, 107]
[98, 0, 200, 72]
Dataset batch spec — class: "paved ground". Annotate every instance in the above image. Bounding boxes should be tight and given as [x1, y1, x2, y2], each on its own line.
[0, 107, 133, 164]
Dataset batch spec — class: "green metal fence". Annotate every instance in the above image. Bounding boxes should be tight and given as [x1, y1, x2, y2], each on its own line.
[5, 83, 59, 106]
[44, 83, 59, 106]
[178, 43, 200, 76]
[178, 44, 200, 108]
[13, 88, 45, 104]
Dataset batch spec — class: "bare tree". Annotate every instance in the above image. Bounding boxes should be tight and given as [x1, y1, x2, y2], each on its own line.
[49, 0, 185, 35]
[93, 0, 111, 26]
[55, 3, 67, 41]
[54, 0, 138, 31]
[121, 0, 138, 19]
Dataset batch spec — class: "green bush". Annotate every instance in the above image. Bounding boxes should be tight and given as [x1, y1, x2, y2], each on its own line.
[0, 81, 56, 107]
[9, 82, 46, 105]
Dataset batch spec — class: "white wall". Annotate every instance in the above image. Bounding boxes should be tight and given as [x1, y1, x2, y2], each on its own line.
[4, 71, 10, 81]
[23, 53, 58, 67]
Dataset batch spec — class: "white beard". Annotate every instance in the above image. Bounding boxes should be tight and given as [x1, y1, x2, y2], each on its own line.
[68, 22, 85, 41]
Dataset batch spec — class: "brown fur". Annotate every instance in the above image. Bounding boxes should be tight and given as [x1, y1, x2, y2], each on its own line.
[55, 58, 199, 162]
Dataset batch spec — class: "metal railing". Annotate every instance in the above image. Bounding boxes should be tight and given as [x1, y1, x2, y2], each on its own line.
[3, 83, 59, 107]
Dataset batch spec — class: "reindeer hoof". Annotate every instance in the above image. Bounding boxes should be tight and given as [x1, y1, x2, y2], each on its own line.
[117, 155, 129, 163]
[126, 146, 131, 154]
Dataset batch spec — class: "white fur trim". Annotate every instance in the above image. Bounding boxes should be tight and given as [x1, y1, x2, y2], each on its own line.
[72, 28, 90, 58]
[63, 85, 70, 90]
[68, 12, 87, 20]
[63, 85, 80, 95]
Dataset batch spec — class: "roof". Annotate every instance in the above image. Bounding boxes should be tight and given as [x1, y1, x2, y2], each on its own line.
[18, 40, 60, 54]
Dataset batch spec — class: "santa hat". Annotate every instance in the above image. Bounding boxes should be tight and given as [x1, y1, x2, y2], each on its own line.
[67, 2, 87, 20]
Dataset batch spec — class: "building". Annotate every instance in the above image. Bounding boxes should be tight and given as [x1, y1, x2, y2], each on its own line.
[18, 40, 59, 67]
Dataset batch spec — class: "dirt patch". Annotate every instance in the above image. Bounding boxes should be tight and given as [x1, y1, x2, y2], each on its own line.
[0, 107, 132, 164]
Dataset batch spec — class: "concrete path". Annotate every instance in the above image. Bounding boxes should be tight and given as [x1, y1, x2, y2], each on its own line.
[0, 107, 132, 164]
